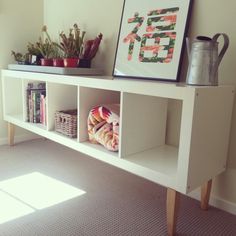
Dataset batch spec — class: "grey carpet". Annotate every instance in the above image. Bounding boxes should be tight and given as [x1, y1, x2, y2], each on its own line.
[0, 139, 235, 236]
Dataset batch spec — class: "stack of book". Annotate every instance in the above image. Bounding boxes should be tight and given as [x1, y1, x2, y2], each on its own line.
[26, 82, 46, 125]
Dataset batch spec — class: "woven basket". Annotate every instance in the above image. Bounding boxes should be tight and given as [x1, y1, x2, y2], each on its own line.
[55, 109, 77, 138]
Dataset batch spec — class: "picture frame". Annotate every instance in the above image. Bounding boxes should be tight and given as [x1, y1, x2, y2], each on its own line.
[113, 0, 193, 82]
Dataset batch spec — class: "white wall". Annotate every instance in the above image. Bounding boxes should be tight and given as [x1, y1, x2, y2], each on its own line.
[0, 0, 43, 143]
[43, 0, 236, 208]
[43, 0, 123, 75]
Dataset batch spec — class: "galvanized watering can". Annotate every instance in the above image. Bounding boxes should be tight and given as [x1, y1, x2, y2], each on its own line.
[186, 33, 229, 86]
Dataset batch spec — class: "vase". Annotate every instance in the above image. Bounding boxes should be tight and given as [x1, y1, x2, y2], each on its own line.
[40, 58, 53, 66]
[53, 58, 64, 67]
[63, 58, 79, 68]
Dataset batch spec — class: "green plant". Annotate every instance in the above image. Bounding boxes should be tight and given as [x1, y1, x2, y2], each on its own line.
[35, 25, 54, 59]
[27, 42, 42, 57]
[12, 42, 43, 65]
[36, 37, 53, 59]
[56, 23, 86, 58]
[41, 25, 63, 59]
[11, 51, 30, 64]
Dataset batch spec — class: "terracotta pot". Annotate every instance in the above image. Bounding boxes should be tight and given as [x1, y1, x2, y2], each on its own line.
[40, 58, 53, 66]
[53, 58, 64, 67]
[63, 58, 79, 68]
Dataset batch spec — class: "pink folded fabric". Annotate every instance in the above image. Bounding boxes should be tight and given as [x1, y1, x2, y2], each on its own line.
[87, 104, 120, 152]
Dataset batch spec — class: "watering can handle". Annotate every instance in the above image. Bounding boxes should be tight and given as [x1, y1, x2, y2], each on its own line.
[212, 33, 229, 74]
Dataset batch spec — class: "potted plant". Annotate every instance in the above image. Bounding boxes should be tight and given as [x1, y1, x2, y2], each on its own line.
[79, 33, 103, 68]
[36, 37, 54, 66]
[41, 25, 64, 67]
[35, 26, 54, 66]
[11, 51, 30, 65]
[56, 23, 86, 67]
[27, 42, 43, 65]
[51, 47, 64, 67]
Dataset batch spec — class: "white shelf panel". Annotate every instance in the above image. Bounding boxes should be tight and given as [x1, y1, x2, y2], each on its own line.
[2, 69, 194, 99]
[8, 64, 104, 75]
[80, 141, 119, 159]
[5, 114, 47, 130]
[124, 145, 178, 178]
[79, 142, 176, 189]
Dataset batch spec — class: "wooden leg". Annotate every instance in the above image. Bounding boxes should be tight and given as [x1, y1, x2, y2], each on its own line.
[167, 188, 180, 236]
[8, 123, 15, 146]
[201, 179, 212, 210]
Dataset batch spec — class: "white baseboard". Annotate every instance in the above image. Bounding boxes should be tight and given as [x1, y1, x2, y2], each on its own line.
[188, 189, 236, 215]
[0, 133, 40, 146]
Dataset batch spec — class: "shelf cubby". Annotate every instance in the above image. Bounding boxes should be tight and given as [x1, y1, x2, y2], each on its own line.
[22, 79, 47, 125]
[78, 86, 120, 153]
[120, 92, 168, 156]
[47, 83, 77, 133]
[119, 92, 181, 180]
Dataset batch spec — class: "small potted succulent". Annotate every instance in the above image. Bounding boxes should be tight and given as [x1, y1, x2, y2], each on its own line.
[11, 42, 43, 65]
[56, 23, 86, 67]
[27, 42, 43, 65]
[11, 51, 30, 65]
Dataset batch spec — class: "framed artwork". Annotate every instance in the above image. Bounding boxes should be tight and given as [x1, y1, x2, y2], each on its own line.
[113, 0, 193, 82]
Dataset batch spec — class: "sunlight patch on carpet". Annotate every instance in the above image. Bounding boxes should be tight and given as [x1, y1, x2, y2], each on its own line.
[0, 172, 86, 224]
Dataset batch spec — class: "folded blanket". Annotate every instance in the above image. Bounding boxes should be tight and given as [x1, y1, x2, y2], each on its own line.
[87, 104, 120, 152]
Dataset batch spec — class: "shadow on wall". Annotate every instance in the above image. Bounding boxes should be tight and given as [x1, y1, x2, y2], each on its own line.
[93, 33, 119, 76]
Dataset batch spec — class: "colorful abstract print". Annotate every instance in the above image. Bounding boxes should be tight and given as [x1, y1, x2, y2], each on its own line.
[123, 7, 179, 63]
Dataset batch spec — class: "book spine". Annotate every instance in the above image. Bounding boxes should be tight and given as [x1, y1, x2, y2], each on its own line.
[40, 93, 45, 125]
[29, 92, 33, 123]
[26, 89, 30, 122]
[31, 91, 37, 123]
[35, 91, 41, 123]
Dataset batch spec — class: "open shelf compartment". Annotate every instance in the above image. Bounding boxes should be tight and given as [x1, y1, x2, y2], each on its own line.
[120, 92, 182, 183]
[22, 79, 47, 127]
[78, 86, 120, 157]
[47, 83, 78, 137]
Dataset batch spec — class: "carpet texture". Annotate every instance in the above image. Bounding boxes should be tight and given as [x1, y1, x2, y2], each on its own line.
[0, 139, 235, 236]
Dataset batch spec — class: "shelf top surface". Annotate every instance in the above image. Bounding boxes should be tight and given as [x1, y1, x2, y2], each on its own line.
[2, 69, 234, 100]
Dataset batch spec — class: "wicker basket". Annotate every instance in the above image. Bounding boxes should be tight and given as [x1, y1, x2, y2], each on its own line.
[55, 109, 77, 138]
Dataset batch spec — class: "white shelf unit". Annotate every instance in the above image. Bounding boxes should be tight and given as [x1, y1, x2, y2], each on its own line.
[1, 69, 235, 194]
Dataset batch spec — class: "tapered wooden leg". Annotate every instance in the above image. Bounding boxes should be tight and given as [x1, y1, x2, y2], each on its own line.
[167, 188, 180, 236]
[201, 179, 212, 210]
[8, 123, 15, 146]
